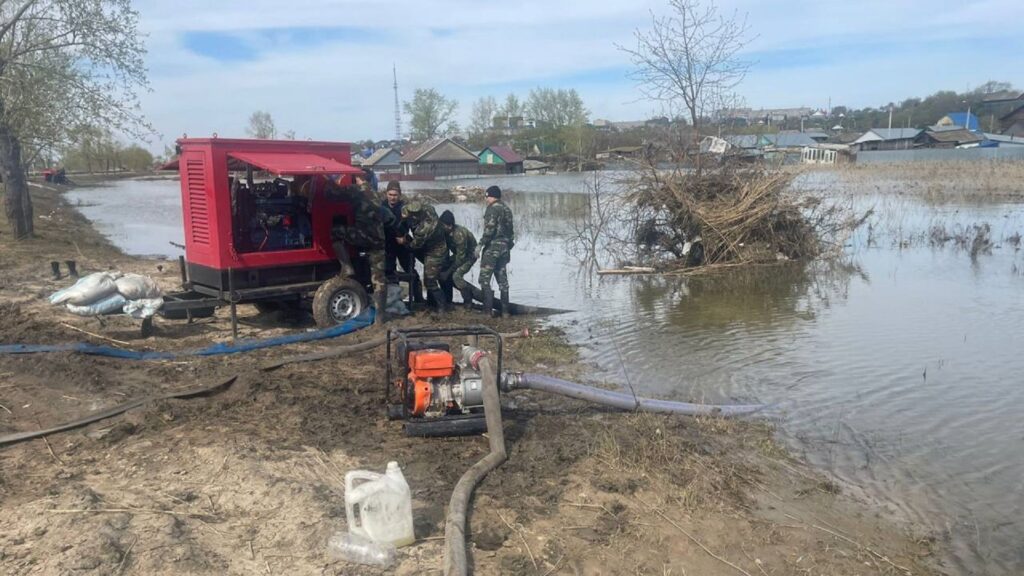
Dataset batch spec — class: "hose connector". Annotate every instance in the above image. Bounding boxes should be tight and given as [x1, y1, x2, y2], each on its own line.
[461, 346, 488, 371]
[500, 372, 523, 391]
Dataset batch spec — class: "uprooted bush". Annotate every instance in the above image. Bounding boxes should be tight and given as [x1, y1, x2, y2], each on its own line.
[624, 162, 862, 268]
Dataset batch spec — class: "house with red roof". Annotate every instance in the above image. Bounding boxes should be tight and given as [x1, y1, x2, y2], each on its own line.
[477, 145, 524, 174]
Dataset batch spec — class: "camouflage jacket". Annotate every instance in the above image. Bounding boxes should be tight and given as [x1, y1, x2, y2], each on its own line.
[401, 201, 445, 251]
[328, 182, 386, 246]
[480, 201, 514, 250]
[446, 224, 478, 265]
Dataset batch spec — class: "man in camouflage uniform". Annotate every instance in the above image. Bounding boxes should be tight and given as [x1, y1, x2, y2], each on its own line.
[328, 173, 389, 324]
[401, 200, 450, 312]
[439, 210, 477, 309]
[477, 185, 514, 317]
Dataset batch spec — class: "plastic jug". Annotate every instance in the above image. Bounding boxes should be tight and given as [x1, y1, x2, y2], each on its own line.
[345, 461, 415, 547]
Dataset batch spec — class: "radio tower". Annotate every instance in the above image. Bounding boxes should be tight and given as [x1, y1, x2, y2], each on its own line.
[392, 64, 402, 141]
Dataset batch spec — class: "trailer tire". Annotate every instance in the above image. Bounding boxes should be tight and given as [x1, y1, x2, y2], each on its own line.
[312, 277, 368, 327]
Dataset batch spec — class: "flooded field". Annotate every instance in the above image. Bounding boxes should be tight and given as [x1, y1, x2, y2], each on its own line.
[67, 172, 1024, 575]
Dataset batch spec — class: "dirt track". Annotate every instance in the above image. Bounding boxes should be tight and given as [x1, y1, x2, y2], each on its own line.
[0, 181, 943, 575]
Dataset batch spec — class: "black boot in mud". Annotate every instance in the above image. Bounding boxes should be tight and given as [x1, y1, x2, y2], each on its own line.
[50, 261, 61, 280]
[65, 260, 78, 278]
[500, 291, 510, 318]
[482, 286, 494, 317]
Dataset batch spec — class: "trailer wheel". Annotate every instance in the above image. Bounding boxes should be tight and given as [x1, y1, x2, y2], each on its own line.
[312, 277, 368, 327]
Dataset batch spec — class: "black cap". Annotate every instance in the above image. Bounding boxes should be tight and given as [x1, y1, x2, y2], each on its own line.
[485, 185, 501, 199]
[440, 210, 455, 226]
[386, 180, 402, 192]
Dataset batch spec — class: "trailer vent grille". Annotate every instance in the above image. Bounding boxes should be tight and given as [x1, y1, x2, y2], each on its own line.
[185, 158, 210, 245]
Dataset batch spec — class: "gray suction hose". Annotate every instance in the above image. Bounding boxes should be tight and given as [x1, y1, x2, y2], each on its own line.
[503, 373, 767, 417]
[444, 347, 507, 576]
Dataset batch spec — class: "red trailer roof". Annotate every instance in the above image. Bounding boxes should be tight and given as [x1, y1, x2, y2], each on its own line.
[159, 151, 364, 175]
[226, 151, 363, 175]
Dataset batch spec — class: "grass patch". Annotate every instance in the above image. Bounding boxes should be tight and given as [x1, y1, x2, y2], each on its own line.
[508, 327, 578, 368]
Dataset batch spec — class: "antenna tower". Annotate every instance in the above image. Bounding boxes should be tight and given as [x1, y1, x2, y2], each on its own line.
[393, 64, 401, 141]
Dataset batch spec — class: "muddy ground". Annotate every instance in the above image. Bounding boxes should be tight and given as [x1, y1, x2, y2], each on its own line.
[0, 181, 943, 575]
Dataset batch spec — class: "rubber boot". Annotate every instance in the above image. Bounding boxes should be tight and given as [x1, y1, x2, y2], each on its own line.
[429, 288, 448, 313]
[65, 260, 78, 278]
[482, 286, 494, 317]
[500, 290, 510, 318]
[374, 290, 387, 325]
[50, 261, 62, 280]
[460, 287, 475, 309]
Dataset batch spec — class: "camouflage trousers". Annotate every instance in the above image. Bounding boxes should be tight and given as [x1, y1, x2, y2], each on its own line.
[478, 242, 510, 292]
[450, 257, 477, 290]
[417, 239, 450, 292]
[366, 248, 386, 298]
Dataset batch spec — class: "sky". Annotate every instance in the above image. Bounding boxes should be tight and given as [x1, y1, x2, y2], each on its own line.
[135, 0, 1024, 152]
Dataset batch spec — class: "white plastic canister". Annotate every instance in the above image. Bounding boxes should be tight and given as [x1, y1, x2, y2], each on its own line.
[344, 461, 415, 547]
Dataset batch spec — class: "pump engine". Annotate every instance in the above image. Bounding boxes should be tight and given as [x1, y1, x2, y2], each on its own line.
[385, 327, 503, 437]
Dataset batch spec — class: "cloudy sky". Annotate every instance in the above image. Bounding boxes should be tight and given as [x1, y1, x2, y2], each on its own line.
[135, 0, 1023, 151]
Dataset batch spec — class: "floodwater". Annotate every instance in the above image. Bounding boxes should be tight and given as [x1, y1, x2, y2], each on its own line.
[66, 173, 1024, 575]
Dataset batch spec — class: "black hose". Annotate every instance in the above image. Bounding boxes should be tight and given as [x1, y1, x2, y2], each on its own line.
[505, 373, 767, 417]
[444, 350, 506, 576]
[0, 376, 237, 447]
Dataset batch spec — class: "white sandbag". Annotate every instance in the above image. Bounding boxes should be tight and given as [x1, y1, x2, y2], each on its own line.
[123, 297, 164, 319]
[115, 273, 162, 300]
[65, 293, 127, 317]
[49, 272, 119, 306]
[385, 283, 409, 316]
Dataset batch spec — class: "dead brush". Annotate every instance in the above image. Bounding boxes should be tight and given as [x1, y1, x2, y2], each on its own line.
[624, 161, 862, 270]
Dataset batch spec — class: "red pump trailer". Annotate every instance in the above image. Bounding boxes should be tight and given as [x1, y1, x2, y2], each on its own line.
[161, 137, 375, 328]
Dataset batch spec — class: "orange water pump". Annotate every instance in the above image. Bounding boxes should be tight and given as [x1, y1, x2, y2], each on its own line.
[385, 327, 503, 437]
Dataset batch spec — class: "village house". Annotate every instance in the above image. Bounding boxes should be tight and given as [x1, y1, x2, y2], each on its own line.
[400, 138, 479, 178]
[362, 146, 402, 175]
[477, 145, 524, 175]
[915, 129, 984, 149]
[852, 128, 922, 151]
[1001, 104, 1024, 137]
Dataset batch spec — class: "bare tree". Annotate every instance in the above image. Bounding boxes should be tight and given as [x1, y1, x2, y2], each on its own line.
[620, 0, 751, 158]
[0, 0, 149, 239]
[246, 111, 276, 139]
[468, 96, 498, 136]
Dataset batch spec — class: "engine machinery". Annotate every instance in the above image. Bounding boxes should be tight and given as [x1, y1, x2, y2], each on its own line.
[386, 327, 503, 437]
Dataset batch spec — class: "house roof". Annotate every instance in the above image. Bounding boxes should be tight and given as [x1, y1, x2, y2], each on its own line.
[767, 132, 819, 148]
[481, 145, 524, 164]
[941, 112, 980, 131]
[1000, 103, 1024, 121]
[401, 138, 478, 163]
[853, 128, 922, 144]
[921, 129, 983, 144]
[724, 135, 763, 149]
[983, 132, 1024, 146]
[363, 147, 400, 166]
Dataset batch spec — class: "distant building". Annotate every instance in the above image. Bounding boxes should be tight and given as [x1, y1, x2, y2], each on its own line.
[852, 128, 922, 151]
[935, 112, 981, 131]
[363, 147, 402, 175]
[915, 129, 984, 149]
[400, 138, 479, 178]
[523, 159, 551, 174]
[767, 132, 819, 149]
[596, 145, 644, 160]
[1001, 104, 1024, 137]
[980, 133, 1023, 147]
[478, 145, 524, 174]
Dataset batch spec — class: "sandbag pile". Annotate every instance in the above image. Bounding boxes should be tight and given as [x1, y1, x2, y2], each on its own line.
[50, 272, 164, 319]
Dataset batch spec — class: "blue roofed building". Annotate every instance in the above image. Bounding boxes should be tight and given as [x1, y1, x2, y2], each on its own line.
[935, 112, 981, 132]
